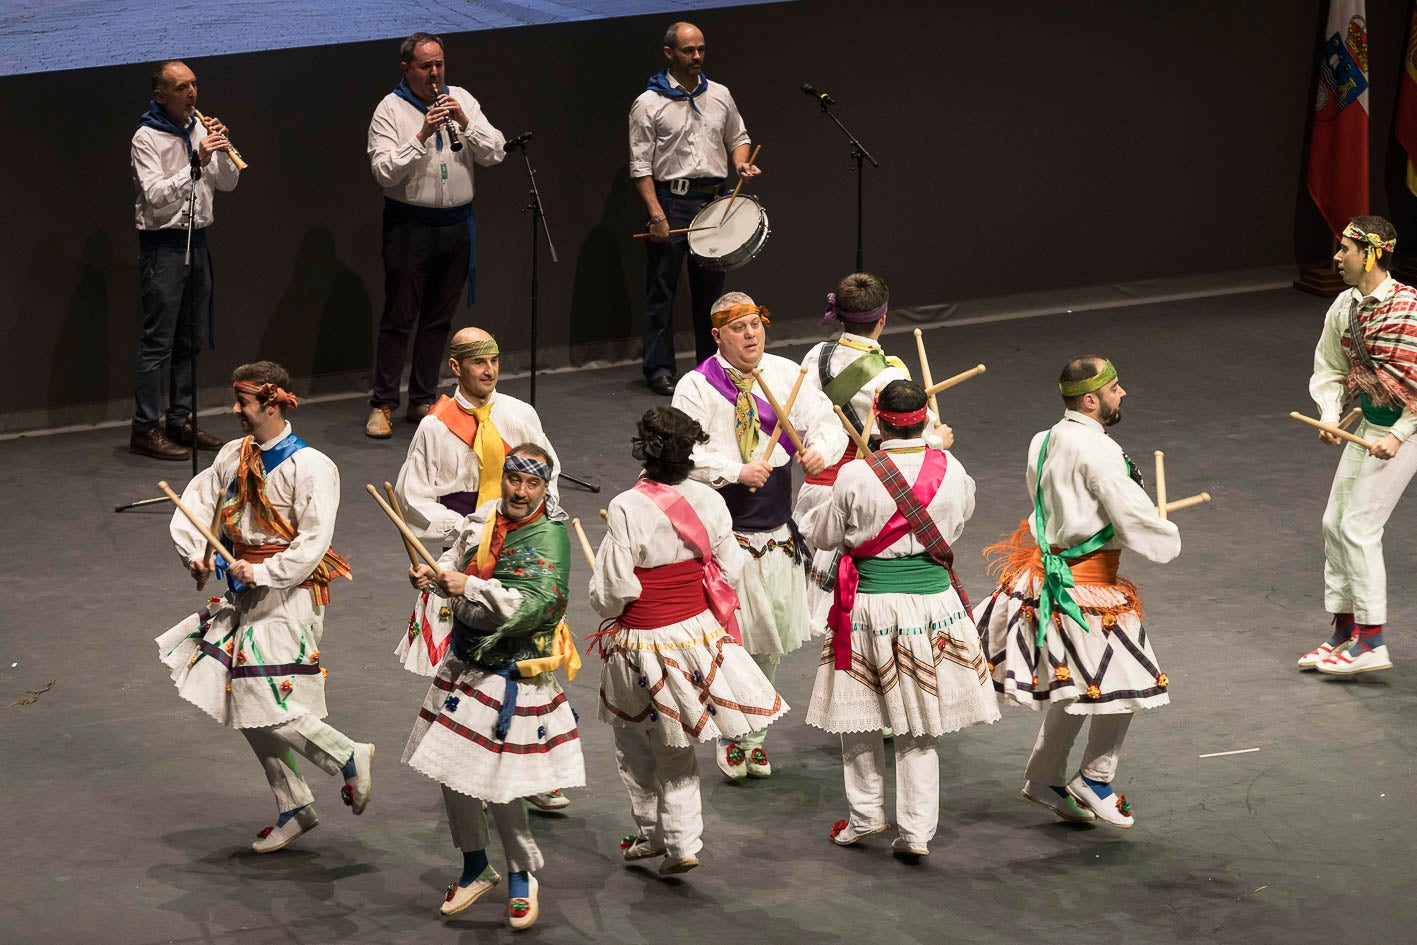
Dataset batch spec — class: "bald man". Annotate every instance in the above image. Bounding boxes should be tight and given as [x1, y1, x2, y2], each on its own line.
[393, 327, 568, 812]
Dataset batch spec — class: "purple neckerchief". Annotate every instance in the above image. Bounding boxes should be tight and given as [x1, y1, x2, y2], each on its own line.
[694, 357, 798, 458]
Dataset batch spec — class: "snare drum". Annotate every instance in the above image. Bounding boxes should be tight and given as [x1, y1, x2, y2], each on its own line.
[687, 194, 770, 271]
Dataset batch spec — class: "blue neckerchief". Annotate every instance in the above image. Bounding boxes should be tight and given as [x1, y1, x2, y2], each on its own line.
[214, 432, 309, 592]
[393, 78, 447, 152]
[646, 70, 708, 115]
[138, 100, 197, 155]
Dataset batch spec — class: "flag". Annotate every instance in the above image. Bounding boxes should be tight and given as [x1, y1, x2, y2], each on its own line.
[1307, 1, 1370, 235]
[1396, 2, 1417, 196]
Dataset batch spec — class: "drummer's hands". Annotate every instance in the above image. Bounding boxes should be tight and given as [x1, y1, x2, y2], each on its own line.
[647, 214, 670, 242]
[1369, 432, 1401, 459]
[797, 449, 826, 477]
[736, 160, 761, 179]
[738, 459, 772, 489]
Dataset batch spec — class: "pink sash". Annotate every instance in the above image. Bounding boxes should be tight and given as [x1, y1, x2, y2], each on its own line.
[827, 450, 947, 670]
[633, 479, 743, 642]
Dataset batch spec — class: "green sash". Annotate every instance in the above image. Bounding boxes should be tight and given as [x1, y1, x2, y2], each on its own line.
[1031, 430, 1115, 646]
[1360, 391, 1403, 426]
[823, 349, 889, 408]
[855, 553, 952, 595]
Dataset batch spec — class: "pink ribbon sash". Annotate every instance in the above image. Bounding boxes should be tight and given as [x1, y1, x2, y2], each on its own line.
[633, 479, 743, 642]
[827, 450, 947, 670]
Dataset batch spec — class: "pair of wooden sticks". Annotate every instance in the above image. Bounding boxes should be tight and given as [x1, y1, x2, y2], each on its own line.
[1289, 407, 1371, 449]
[1151, 452, 1211, 519]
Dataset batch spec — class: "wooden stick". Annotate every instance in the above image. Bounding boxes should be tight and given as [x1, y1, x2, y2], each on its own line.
[834, 405, 871, 456]
[1154, 450, 1168, 520]
[751, 365, 810, 492]
[1289, 412, 1375, 450]
[203, 494, 225, 568]
[924, 364, 987, 397]
[383, 481, 420, 567]
[750, 368, 806, 454]
[365, 484, 443, 572]
[598, 508, 608, 521]
[861, 404, 875, 444]
[571, 518, 596, 571]
[913, 329, 940, 417]
[158, 481, 234, 567]
[1164, 492, 1212, 514]
[1338, 407, 1362, 430]
[632, 225, 717, 239]
[718, 143, 762, 225]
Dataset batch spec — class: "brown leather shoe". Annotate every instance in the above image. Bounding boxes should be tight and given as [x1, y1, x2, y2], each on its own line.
[406, 402, 432, 424]
[167, 421, 224, 451]
[365, 406, 393, 439]
[130, 426, 190, 461]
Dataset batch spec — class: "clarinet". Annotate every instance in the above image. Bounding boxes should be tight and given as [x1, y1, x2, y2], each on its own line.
[195, 109, 248, 171]
[431, 81, 463, 153]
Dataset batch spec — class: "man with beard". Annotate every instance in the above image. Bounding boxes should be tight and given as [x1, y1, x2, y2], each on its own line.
[156, 361, 373, 853]
[405, 444, 583, 928]
[974, 356, 1180, 828]
[1298, 216, 1417, 675]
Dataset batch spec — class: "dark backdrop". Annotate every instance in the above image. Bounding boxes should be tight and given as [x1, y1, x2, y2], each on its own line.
[2, 0, 1412, 430]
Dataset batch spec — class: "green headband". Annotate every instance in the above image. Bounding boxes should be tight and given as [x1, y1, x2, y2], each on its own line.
[450, 337, 499, 360]
[1058, 360, 1117, 398]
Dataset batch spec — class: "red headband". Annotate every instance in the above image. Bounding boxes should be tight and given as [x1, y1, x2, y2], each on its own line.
[234, 380, 300, 408]
[873, 402, 928, 427]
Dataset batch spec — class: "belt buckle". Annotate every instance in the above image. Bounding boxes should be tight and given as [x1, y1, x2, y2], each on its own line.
[668, 178, 690, 196]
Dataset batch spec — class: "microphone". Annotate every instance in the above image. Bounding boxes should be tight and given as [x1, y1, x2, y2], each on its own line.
[801, 82, 836, 106]
[503, 131, 533, 152]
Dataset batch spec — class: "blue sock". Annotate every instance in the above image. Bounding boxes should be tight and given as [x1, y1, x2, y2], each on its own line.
[1327, 613, 1356, 648]
[340, 753, 357, 780]
[1049, 786, 1071, 799]
[508, 870, 529, 899]
[1082, 775, 1114, 799]
[458, 849, 489, 887]
[1352, 624, 1385, 655]
[276, 804, 309, 827]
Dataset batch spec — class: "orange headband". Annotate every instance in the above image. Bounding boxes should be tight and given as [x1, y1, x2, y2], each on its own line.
[234, 380, 300, 408]
[710, 303, 771, 330]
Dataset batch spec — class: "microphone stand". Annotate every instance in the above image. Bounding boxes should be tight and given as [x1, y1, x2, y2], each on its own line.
[511, 136, 599, 493]
[116, 145, 205, 512]
[810, 92, 879, 271]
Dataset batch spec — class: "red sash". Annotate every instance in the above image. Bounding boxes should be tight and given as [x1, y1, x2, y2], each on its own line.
[632, 479, 742, 642]
[804, 439, 858, 487]
[826, 450, 946, 670]
[620, 559, 713, 628]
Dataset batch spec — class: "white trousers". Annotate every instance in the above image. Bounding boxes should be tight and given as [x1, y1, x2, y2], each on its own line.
[240, 716, 355, 812]
[613, 725, 703, 859]
[1322, 425, 1417, 625]
[840, 729, 940, 846]
[1024, 704, 1132, 785]
[719, 653, 777, 751]
[442, 786, 544, 874]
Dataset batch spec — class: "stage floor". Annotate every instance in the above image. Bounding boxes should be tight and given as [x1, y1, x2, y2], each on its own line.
[3, 286, 1415, 945]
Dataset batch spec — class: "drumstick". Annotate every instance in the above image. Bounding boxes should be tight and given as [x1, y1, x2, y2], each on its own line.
[1164, 492, 1212, 514]
[383, 481, 419, 567]
[718, 144, 763, 225]
[203, 494, 225, 568]
[158, 481, 235, 567]
[571, 518, 596, 571]
[913, 329, 940, 417]
[632, 225, 716, 239]
[599, 508, 608, 521]
[1289, 412, 1375, 450]
[749, 368, 805, 454]
[1338, 407, 1362, 430]
[751, 365, 809, 492]
[365, 484, 443, 572]
[1154, 451, 1168, 520]
[924, 364, 987, 397]
[834, 405, 871, 455]
[861, 403, 875, 444]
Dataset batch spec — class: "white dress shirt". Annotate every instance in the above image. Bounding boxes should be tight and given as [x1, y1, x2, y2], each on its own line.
[131, 122, 239, 230]
[171, 423, 340, 589]
[368, 85, 505, 207]
[589, 477, 745, 619]
[628, 75, 750, 181]
[806, 439, 974, 558]
[1310, 274, 1417, 441]
[800, 332, 944, 449]
[395, 387, 560, 544]
[1025, 411, 1179, 563]
[672, 352, 848, 489]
